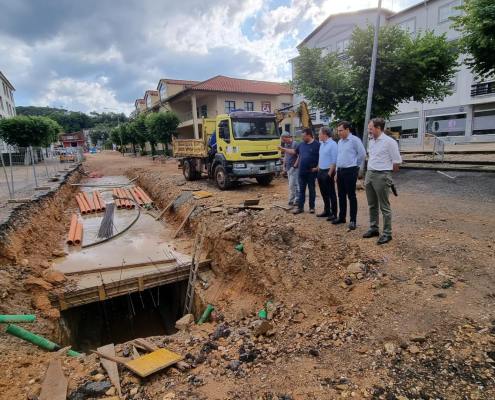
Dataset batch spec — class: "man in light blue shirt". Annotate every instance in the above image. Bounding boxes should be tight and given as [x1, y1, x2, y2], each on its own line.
[334, 121, 366, 230]
[316, 127, 338, 220]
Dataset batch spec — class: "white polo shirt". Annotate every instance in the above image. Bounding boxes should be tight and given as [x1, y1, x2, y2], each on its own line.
[368, 133, 402, 171]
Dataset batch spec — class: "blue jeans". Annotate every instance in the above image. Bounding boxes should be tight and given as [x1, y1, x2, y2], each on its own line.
[298, 171, 317, 210]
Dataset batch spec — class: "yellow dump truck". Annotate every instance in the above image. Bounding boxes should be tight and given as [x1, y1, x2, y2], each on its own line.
[173, 111, 282, 190]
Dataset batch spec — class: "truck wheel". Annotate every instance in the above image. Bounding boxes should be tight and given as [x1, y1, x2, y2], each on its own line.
[183, 160, 196, 181]
[256, 174, 274, 186]
[214, 165, 232, 190]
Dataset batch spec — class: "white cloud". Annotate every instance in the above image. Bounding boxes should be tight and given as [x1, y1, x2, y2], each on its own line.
[0, 0, 421, 114]
[35, 78, 133, 114]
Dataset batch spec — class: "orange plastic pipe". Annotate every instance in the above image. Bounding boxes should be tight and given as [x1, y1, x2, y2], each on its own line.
[131, 187, 144, 205]
[66, 214, 78, 245]
[73, 221, 83, 245]
[113, 189, 121, 209]
[96, 191, 106, 211]
[120, 188, 131, 209]
[136, 187, 152, 204]
[75, 195, 87, 215]
[83, 192, 95, 213]
[92, 191, 101, 212]
[124, 188, 135, 208]
[78, 193, 91, 213]
[77, 193, 90, 214]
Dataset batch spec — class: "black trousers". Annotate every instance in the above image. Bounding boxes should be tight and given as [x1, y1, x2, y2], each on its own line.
[337, 166, 359, 222]
[317, 169, 337, 217]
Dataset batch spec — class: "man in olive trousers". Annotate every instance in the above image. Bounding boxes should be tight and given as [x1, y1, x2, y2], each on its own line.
[363, 118, 402, 245]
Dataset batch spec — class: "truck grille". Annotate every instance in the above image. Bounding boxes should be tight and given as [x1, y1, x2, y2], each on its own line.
[240, 151, 278, 157]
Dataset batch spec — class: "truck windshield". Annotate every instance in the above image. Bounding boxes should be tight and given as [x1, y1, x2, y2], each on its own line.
[232, 118, 279, 140]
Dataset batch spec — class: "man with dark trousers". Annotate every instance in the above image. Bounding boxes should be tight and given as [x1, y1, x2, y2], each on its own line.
[316, 127, 338, 220]
[285, 128, 320, 214]
[333, 121, 366, 230]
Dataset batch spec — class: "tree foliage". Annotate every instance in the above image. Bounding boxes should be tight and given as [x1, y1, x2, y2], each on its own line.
[16, 106, 128, 133]
[453, 0, 495, 78]
[293, 24, 458, 131]
[0, 116, 62, 147]
[145, 111, 180, 153]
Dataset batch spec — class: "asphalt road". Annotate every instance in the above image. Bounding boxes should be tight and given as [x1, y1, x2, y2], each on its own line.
[392, 169, 495, 202]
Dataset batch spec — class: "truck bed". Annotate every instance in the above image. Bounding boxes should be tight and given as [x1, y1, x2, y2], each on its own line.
[172, 139, 207, 158]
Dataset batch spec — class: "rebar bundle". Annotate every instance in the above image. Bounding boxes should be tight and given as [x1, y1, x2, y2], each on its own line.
[97, 203, 115, 239]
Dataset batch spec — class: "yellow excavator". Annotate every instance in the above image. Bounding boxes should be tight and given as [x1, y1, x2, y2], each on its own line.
[275, 101, 313, 133]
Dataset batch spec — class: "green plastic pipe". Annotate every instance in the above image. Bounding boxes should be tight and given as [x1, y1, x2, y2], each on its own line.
[0, 314, 36, 323]
[197, 304, 214, 325]
[5, 324, 81, 357]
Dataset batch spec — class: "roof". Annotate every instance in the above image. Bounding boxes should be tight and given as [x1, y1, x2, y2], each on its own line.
[297, 7, 394, 48]
[144, 90, 158, 96]
[0, 71, 15, 91]
[135, 98, 145, 104]
[387, 0, 434, 19]
[190, 75, 292, 95]
[158, 78, 200, 87]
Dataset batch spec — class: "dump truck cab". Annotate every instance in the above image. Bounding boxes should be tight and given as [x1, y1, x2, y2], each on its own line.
[173, 111, 282, 189]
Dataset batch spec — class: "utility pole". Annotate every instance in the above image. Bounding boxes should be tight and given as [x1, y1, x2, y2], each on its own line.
[362, 0, 383, 167]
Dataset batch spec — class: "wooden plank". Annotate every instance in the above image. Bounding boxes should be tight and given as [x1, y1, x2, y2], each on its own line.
[39, 359, 67, 400]
[155, 195, 180, 220]
[138, 276, 144, 292]
[97, 343, 122, 398]
[172, 206, 197, 238]
[243, 199, 260, 206]
[98, 285, 107, 301]
[62, 258, 176, 276]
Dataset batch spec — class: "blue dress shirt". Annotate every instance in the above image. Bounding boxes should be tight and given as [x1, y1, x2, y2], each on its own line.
[318, 139, 338, 169]
[336, 134, 366, 168]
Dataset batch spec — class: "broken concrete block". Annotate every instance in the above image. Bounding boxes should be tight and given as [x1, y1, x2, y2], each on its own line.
[175, 314, 194, 330]
[347, 262, 364, 274]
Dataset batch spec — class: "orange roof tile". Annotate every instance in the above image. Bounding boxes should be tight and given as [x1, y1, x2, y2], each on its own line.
[191, 75, 292, 95]
[161, 78, 200, 86]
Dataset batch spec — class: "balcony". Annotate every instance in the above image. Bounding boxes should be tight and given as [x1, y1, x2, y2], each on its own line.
[471, 81, 495, 97]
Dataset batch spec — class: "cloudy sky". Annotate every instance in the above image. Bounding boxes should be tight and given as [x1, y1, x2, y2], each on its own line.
[0, 0, 419, 115]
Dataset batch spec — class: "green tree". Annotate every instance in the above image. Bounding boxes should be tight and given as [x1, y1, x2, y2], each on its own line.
[453, 0, 495, 78]
[130, 114, 151, 155]
[0, 116, 62, 147]
[89, 125, 110, 146]
[293, 25, 458, 132]
[145, 111, 180, 155]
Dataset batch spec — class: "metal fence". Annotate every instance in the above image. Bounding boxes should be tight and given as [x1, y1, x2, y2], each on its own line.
[0, 145, 83, 204]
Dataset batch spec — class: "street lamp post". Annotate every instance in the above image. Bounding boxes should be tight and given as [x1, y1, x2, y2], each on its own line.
[361, 0, 383, 171]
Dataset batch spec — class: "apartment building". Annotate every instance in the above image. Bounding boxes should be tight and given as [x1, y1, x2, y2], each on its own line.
[0, 71, 16, 153]
[0, 71, 16, 120]
[136, 75, 293, 139]
[295, 0, 495, 145]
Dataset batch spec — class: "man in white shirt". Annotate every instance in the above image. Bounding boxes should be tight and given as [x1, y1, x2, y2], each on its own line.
[363, 118, 402, 245]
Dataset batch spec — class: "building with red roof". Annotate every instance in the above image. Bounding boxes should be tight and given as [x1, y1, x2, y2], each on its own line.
[136, 75, 293, 139]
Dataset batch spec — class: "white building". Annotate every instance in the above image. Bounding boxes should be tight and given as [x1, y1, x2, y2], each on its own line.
[295, 0, 495, 146]
[0, 71, 16, 153]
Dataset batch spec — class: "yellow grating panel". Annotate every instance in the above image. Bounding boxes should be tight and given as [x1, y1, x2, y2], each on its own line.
[126, 348, 183, 377]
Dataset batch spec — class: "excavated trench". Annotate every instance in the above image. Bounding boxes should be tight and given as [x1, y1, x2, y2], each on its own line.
[59, 281, 187, 352]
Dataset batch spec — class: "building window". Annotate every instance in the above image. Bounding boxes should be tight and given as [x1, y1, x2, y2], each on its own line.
[473, 109, 495, 135]
[398, 18, 416, 33]
[200, 105, 207, 118]
[426, 114, 466, 137]
[471, 81, 495, 97]
[284, 123, 291, 133]
[281, 103, 291, 109]
[146, 96, 151, 108]
[159, 83, 167, 100]
[336, 38, 351, 54]
[261, 101, 271, 112]
[224, 100, 236, 114]
[0, 96, 3, 110]
[387, 117, 419, 139]
[438, 0, 462, 23]
[244, 101, 254, 111]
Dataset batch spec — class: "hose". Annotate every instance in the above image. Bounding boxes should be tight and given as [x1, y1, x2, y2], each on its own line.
[0, 315, 36, 323]
[5, 324, 81, 357]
